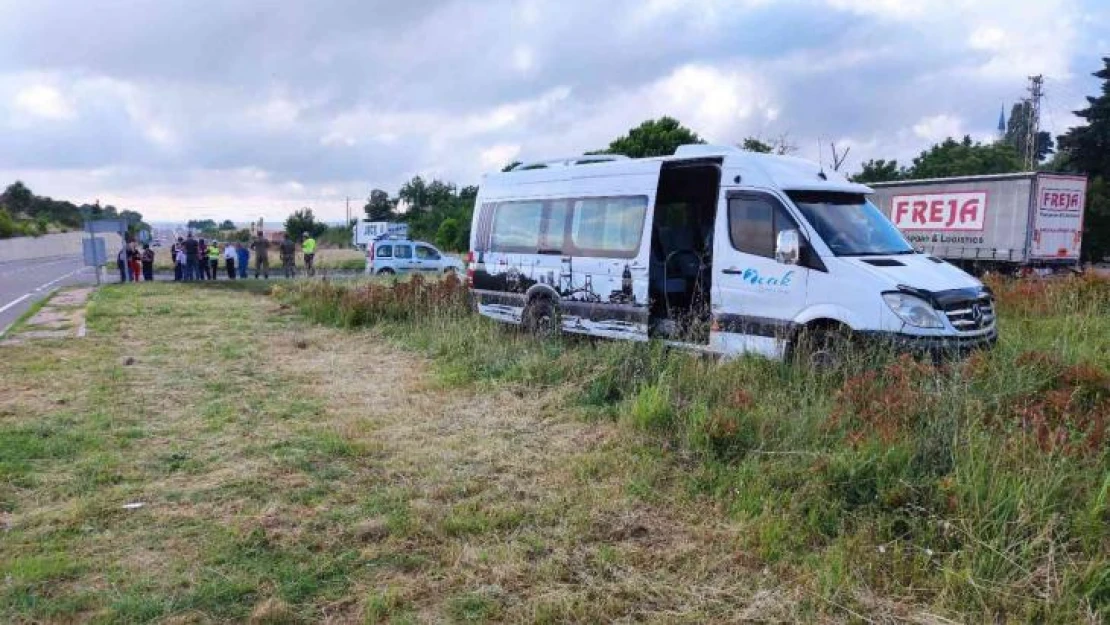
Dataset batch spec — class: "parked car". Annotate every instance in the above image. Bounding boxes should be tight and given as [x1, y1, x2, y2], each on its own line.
[365, 238, 463, 275]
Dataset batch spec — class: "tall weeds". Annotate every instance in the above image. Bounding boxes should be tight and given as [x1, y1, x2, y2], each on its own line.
[278, 274, 1110, 621]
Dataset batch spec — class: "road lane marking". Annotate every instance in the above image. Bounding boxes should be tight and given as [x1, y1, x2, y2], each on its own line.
[0, 257, 78, 279]
[35, 267, 83, 291]
[0, 266, 89, 339]
[0, 293, 31, 315]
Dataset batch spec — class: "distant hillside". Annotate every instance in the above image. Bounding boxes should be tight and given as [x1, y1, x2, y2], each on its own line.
[0, 181, 148, 239]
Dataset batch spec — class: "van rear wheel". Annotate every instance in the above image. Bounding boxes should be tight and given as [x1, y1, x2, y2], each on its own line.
[523, 298, 559, 338]
[792, 324, 852, 370]
[377, 268, 395, 276]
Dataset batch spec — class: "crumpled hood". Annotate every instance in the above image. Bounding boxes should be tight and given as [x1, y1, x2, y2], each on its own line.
[840, 253, 983, 293]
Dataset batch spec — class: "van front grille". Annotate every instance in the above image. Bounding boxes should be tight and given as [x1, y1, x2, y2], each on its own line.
[943, 296, 995, 332]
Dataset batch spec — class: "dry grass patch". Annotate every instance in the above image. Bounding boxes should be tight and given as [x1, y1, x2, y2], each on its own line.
[0, 282, 806, 623]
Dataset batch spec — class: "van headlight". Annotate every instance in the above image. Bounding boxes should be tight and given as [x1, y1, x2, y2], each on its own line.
[882, 292, 944, 329]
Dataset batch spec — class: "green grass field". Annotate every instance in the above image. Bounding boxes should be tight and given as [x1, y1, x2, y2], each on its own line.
[279, 273, 1110, 623]
[1, 275, 1107, 623]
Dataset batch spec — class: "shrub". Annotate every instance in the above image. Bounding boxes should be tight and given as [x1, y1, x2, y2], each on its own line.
[282, 274, 469, 328]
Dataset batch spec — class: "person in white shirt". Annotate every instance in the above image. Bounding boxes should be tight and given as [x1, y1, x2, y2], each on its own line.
[223, 243, 238, 279]
[174, 246, 187, 282]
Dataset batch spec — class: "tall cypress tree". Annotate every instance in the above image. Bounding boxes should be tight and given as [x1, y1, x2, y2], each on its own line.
[1057, 57, 1110, 262]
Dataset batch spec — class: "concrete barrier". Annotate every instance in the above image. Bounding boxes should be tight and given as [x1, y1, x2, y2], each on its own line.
[0, 231, 110, 263]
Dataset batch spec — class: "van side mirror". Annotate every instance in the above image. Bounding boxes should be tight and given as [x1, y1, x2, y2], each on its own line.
[775, 229, 801, 265]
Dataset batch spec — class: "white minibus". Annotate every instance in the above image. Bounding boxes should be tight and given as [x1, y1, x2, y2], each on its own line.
[466, 145, 996, 363]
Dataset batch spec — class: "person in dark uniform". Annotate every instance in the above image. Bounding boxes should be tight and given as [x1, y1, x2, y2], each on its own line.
[251, 232, 270, 279]
[141, 244, 155, 281]
[280, 234, 296, 278]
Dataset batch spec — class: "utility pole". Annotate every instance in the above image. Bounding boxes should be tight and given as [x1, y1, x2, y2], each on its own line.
[1024, 74, 1044, 170]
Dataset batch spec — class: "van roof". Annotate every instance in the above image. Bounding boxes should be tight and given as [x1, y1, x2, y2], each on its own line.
[485, 144, 872, 195]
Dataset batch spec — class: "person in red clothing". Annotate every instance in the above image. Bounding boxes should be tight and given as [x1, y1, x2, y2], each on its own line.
[127, 241, 142, 282]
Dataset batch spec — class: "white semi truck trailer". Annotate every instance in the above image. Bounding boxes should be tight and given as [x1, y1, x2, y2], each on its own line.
[351, 221, 409, 250]
[869, 172, 1088, 273]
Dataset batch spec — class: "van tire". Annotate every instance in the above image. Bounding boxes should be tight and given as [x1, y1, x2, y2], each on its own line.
[377, 268, 395, 276]
[523, 297, 559, 338]
[791, 323, 852, 370]
[443, 267, 457, 275]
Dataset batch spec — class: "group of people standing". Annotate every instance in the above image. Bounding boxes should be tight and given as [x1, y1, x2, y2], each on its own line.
[115, 241, 156, 282]
[169, 235, 249, 281]
[115, 231, 319, 283]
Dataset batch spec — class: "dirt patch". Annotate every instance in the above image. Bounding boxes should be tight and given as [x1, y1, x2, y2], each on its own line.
[50, 287, 94, 307]
[2, 286, 93, 345]
[27, 309, 71, 328]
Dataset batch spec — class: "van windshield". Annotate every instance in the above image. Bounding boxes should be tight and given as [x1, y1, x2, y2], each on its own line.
[787, 191, 914, 257]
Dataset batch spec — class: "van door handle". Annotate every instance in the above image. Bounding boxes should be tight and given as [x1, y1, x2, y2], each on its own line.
[721, 268, 744, 275]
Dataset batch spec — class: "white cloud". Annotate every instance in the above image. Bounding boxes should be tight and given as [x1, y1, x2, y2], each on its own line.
[823, 0, 926, 19]
[479, 144, 521, 171]
[320, 132, 356, 147]
[511, 46, 535, 74]
[250, 97, 301, 128]
[0, 0, 1098, 222]
[14, 84, 74, 120]
[650, 65, 774, 141]
[912, 114, 964, 142]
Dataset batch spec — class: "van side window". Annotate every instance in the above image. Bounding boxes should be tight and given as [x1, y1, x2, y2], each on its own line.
[376, 244, 393, 258]
[474, 203, 496, 251]
[491, 201, 544, 252]
[394, 244, 412, 259]
[728, 196, 797, 259]
[541, 200, 570, 251]
[415, 245, 440, 260]
[570, 196, 647, 258]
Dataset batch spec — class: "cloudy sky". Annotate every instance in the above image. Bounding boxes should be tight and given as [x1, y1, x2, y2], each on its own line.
[0, 0, 1107, 223]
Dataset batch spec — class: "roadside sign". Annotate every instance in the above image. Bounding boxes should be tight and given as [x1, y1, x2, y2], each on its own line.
[85, 219, 127, 234]
[82, 237, 107, 266]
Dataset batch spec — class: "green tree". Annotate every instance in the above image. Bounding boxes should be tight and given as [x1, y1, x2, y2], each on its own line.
[853, 159, 904, 183]
[435, 217, 461, 251]
[739, 135, 796, 155]
[740, 137, 773, 153]
[1056, 56, 1110, 261]
[595, 117, 704, 158]
[284, 208, 327, 240]
[0, 206, 17, 238]
[0, 181, 33, 215]
[187, 219, 218, 232]
[364, 189, 394, 221]
[459, 185, 479, 202]
[219, 219, 236, 230]
[397, 176, 426, 212]
[906, 136, 1022, 179]
[1004, 101, 1054, 164]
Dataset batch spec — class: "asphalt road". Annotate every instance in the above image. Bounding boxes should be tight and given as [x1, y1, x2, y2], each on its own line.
[0, 255, 97, 336]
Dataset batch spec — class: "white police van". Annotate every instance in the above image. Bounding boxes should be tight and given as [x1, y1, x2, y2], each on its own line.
[365, 236, 464, 276]
[466, 145, 997, 362]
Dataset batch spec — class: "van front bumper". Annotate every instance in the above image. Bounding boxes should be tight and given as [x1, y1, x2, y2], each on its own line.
[858, 327, 998, 359]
